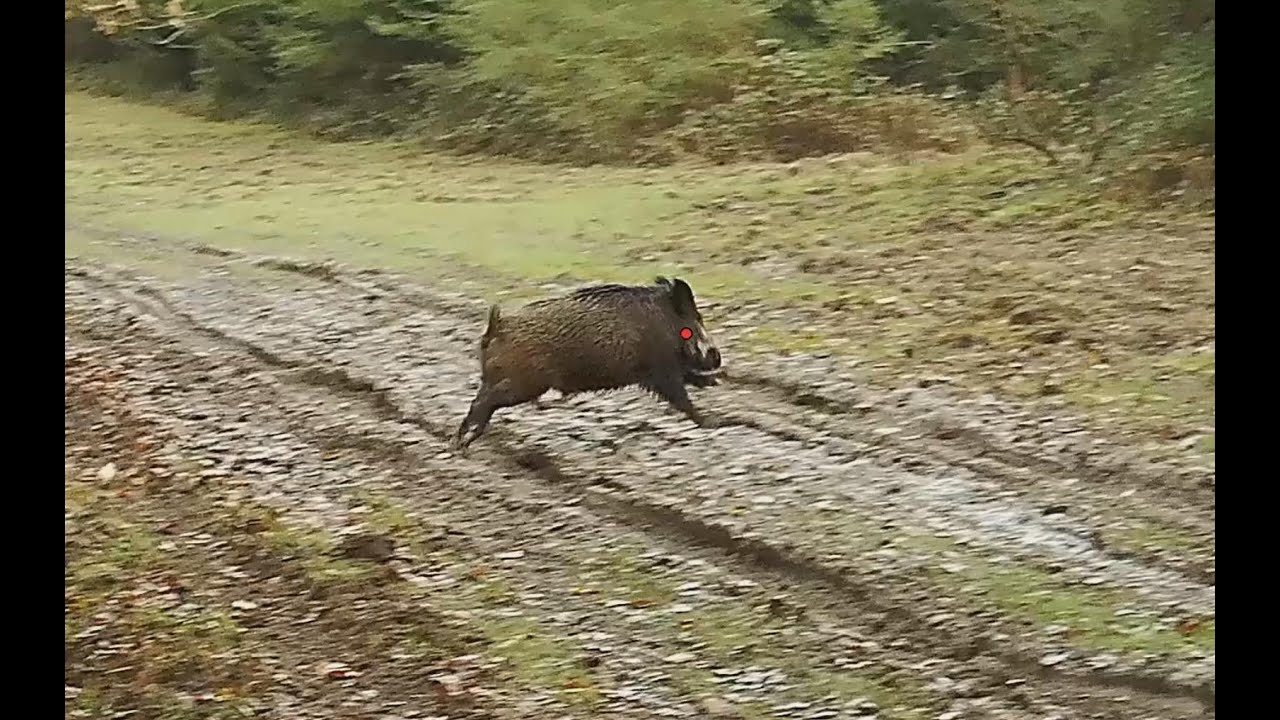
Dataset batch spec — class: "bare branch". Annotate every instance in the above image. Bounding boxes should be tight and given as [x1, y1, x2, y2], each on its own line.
[1000, 135, 1059, 165]
[152, 27, 187, 46]
[196, 2, 260, 23]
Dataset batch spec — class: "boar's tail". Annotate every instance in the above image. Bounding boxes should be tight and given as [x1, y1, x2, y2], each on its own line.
[480, 304, 502, 349]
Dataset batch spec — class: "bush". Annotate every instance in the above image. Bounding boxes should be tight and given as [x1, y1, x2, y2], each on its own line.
[670, 44, 973, 162]
[438, 0, 769, 161]
[64, 0, 1213, 179]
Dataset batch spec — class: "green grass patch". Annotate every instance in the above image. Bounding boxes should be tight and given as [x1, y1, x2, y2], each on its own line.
[483, 616, 604, 708]
[907, 534, 1215, 656]
[64, 93, 1112, 299]
[64, 474, 261, 717]
[586, 547, 935, 719]
[1106, 522, 1208, 556]
[745, 325, 836, 354]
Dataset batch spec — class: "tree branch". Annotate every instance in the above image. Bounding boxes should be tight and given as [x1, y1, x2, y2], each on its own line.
[1000, 135, 1058, 165]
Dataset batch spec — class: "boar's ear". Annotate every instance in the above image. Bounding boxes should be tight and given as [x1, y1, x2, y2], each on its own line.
[669, 278, 697, 313]
[654, 276, 671, 288]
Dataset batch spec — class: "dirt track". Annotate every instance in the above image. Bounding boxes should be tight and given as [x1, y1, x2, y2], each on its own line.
[65, 229, 1213, 719]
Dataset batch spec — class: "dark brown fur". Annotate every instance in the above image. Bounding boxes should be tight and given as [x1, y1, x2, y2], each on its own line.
[450, 277, 722, 450]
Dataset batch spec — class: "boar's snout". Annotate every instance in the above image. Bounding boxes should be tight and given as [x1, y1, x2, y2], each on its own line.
[681, 313, 722, 376]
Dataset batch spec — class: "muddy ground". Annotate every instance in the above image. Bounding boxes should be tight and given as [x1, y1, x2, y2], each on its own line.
[65, 227, 1212, 720]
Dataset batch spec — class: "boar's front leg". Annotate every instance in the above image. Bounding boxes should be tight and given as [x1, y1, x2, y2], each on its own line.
[451, 378, 529, 451]
[646, 372, 719, 429]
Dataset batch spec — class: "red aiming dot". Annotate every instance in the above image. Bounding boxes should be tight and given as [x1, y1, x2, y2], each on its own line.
[680, 327, 693, 340]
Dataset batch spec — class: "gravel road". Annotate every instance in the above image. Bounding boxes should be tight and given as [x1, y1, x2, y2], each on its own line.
[65, 231, 1214, 719]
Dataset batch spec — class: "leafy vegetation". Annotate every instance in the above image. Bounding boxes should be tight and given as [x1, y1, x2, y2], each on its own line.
[66, 0, 1212, 202]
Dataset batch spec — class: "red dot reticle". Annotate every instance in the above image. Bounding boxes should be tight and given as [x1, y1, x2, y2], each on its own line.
[680, 327, 693, 340]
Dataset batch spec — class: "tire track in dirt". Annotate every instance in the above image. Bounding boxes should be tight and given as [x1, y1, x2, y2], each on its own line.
[67, 273, 1123, 719]
[354, 267, 1212, 588]
[704, 382, 1215, 587]
[64, 219, 1218, 504]
[165, 248, 1214, 600]
[68, 271, 1211, 720]
[107, 232, 1213, 593]
[67, 288, 709, 718]
[66, 258, 1214, 711]
[227, 248, 1216, 586]
[724, 371, 1214, 507]
[76, 256, 1211, 608]
[74, 249, 1213, 591]
[64, 222, 1219, 499]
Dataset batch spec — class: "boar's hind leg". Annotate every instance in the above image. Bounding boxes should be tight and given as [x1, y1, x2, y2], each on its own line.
[647, 373, 718, 428]
[452, 379, 525, 450]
